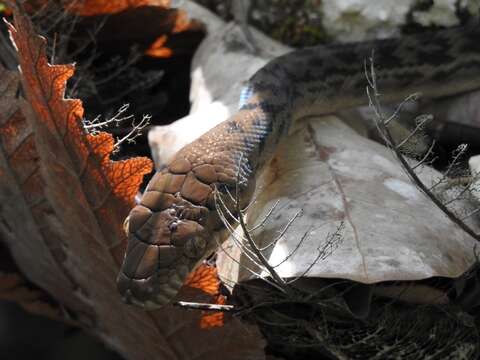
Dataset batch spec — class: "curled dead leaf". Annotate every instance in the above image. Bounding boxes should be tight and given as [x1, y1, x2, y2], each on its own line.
[0, 6, 265, 359]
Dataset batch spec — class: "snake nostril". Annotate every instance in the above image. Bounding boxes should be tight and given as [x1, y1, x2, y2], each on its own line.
[168, 221, 178, 232]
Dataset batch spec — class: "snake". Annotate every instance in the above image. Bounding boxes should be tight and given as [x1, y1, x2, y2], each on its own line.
[116, 23, 480, 309]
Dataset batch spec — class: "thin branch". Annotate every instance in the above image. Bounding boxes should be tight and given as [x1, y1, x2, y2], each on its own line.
[83, 104, 132, 130]
[113, 114, 151, 151]
[366, 54, 480, 242]
[234, 154, 289, 292]
[285, 222, 344, 285]
[174, 301, 235, 312]
[411, 140, 436, 170]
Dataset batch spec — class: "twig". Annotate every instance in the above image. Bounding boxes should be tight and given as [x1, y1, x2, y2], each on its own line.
[174, 301, 235, 312]
[366, 53, 480, 242]
[234, 155, 289, 292]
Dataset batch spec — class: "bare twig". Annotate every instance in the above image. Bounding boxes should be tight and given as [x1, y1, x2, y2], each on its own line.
[174, 301, 235, 312]
[285, 222, 344, 285]
[113, 114, 151, 151]
[366, 54, 480, 242]
[214, 151, 345, 298]
[84, 103, 133, 131]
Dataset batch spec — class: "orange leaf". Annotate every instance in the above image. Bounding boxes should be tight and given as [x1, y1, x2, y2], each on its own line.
[185, 263, 222, 296]
[145, 8, 204, 58]
[145, 34, 173, 58]
[7, 10, 152, 258]
[0, 6, 265, 359]
[67, 0, 170, 16]
[185, 264, 226, 328]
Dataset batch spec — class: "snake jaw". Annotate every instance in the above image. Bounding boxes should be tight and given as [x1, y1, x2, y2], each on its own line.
[117, 154, 239, 308]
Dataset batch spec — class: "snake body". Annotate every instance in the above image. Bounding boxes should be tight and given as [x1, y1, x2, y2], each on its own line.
[117, 24, 480, 309]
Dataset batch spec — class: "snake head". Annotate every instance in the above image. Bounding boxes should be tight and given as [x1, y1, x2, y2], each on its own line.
[117, 169, 224, 309]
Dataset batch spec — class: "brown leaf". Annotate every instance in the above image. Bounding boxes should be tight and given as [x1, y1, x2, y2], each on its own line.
[6, 0, 171, 16]
[75, 4, 205, 58]
[0, 272, 63, 319]
[0, 239, 63, 321]
[67, 0, 171, 16]
[0, 6, 265, 359]
[0, 62, 87, 320]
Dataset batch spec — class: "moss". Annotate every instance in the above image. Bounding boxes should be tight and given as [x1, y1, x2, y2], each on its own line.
[193, 0, 330, 47]
[250, 0, 329, 47]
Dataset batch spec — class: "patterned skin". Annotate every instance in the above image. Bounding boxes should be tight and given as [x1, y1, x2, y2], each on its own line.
[117, 24, 480, 309]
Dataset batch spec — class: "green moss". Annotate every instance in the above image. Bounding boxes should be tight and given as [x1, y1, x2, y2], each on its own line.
[250, 0, 329, 47]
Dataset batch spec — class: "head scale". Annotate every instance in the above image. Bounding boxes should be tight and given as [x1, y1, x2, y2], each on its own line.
[116, 168, 222, 309]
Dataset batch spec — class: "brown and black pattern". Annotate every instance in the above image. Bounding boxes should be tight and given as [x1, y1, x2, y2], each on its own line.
[118, 23, 480, 308]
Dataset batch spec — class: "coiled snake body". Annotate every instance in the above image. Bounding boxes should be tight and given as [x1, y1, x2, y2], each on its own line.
[117, 24, 480, 309]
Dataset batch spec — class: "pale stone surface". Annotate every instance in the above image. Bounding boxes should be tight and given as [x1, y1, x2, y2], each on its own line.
[320, 0, 478, 42]
[148, 3, 290, 168]
[321, 0, 416, 41]
[469, 155, 480, 202]
[412, 0, 459, 27]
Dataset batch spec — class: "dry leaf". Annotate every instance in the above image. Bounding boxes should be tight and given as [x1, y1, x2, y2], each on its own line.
[0, 235, 62, 321]
[5, 1, 204, 58]
[69, 0, 204, 59]
[0, 272, 63, 320]
[68, 0, 171, 16]
[0, 6, 264, 359]
[184, 264, 227, 328]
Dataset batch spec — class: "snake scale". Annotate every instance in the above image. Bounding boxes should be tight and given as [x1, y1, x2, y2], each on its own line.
[117, 23, 480, 309]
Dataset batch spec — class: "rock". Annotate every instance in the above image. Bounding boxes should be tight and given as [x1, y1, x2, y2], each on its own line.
[321, 0, 416, 41]
[469, 155, 480, 202]
[148, 4, 290, 168]
[321, 0, 478, 42]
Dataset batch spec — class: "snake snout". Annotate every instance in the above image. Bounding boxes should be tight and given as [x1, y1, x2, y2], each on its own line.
[117, 201, 213, 309]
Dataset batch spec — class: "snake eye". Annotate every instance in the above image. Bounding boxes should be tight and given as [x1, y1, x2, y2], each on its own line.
[183, 236, 207, 259]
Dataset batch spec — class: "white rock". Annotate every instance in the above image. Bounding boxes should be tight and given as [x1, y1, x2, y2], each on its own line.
[148, 6, 290, 168]
[412, 0, 459, 27]
[469, 155, 480, 202]
[321, 0, 416, 41]
[320, 0, 477, 42]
